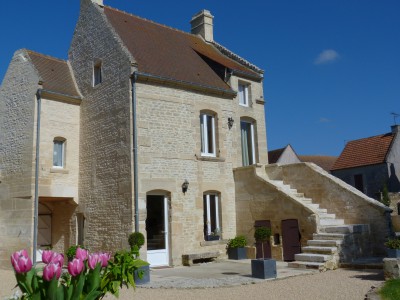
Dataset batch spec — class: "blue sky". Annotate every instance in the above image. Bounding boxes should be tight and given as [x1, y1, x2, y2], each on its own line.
[1, 0, 399, 156]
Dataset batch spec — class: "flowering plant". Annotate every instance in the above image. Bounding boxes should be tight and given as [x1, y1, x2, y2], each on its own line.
[10, 248, 114, 299]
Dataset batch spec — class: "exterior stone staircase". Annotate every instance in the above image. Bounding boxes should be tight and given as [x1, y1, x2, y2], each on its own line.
[267, 178, 370, 271]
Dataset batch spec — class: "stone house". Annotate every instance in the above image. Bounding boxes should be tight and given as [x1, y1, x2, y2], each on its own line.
[331, 125, 400, 199]
[0, 0, 392, 270]
[268, 145, 301, 165]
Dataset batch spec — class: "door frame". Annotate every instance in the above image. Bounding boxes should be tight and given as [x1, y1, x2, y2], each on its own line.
[281, 219, 301, 261]
[146, 192, 170, 267]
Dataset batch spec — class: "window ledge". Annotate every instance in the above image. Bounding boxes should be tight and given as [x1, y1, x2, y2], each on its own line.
[256, 98, 265, 105]
[200, 239, 228, 247]
[195, 154, 225, 162]
[50, 167, 69, 174]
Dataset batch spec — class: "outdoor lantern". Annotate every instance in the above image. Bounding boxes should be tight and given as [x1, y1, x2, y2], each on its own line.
[182, 179, 189, 194]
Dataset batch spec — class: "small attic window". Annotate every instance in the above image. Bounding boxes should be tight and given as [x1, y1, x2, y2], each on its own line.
[93, 60, 102, 86]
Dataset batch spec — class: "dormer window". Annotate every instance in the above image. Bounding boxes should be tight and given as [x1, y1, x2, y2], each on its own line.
[93, 60, 102, 86]
[238, 83, 249, 107]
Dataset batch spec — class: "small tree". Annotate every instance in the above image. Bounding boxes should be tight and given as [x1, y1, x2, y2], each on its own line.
[254, 227, 271, 259]
[381, 184, 391, 207]
[128, 232, 145, 258]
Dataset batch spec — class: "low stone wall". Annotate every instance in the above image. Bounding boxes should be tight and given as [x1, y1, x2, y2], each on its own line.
[383, 258, 400, 280]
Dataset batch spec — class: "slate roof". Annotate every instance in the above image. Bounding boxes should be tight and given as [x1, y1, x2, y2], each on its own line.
[103, 7, 262, 92]
[299, 155, 337, 172]
[331, 133, 394, 171]
[268, 147, 286, 164]
[26, 50, 80, 98]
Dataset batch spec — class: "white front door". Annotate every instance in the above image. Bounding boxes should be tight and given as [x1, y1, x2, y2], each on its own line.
[146, 195, 169, 266]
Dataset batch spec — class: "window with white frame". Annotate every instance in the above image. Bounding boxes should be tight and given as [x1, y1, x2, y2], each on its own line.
[93, 60, 102, 86]
[240, 120, 256, 166]
[238, 83, 249, 106]
[53, 138, 65, 168]
[200, 112, 216, 157]
[203, 193, 221, 240]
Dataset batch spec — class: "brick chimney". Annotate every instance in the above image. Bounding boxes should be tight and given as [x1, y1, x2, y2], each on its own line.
[391, 125, 400, 134]
[190, 10, 214, 42]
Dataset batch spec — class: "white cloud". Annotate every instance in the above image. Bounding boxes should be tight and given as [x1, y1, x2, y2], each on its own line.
[319, 117, 331, 123]
[314, 49, 340, 65]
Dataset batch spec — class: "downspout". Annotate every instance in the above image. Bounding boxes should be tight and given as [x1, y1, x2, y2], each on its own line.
[131, 73, 139, 232]
[33, 89, 42, 264]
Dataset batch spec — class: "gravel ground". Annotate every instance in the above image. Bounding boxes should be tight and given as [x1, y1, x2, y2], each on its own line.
[1, 268, 383, 300]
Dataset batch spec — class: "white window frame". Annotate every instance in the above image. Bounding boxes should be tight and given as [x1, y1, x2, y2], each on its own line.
[240, 121, 256, 166]
[93, 61, 102, 86]
[238, 83, 249, 107]
[53, 139, 65, 168]
[204, 193, 220, 237]
[200, 113, 216, 157]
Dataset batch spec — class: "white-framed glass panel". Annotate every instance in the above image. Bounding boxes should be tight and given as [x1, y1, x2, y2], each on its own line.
[238, 83, 249, 106]
[53, 139, 65, 168]
[93, 62, 102, 86]
[203, 193, 221, 240]
[240, 121, 256, 166]
[200, 113, 216, 157]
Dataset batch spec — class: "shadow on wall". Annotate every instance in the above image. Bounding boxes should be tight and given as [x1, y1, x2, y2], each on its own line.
[389, 164, 400, 193]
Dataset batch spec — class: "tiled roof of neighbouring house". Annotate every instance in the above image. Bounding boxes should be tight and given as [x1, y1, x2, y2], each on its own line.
[26, 50, 80, 98]
[299, 155, 337, 172]
[103, 7, 262, 93]
[268, 147, 286, 164]
[331, 133, 394, 171]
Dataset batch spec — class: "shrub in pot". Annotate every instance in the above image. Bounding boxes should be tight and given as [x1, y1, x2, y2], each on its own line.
[251, 226, 276, 279]
[128, 232, 150, 284]
[385, 238, 400, 258]
[226, 235, 247, 260]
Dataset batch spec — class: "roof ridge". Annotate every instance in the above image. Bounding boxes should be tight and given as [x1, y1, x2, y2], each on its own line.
[347, 132, 393, 143]
[25, 49, 68, 64]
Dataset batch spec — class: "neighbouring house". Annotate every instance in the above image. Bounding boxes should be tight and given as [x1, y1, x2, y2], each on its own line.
[331, 125, 400, 200]
[299, 155, 337, 173]
[268, 145, 300, 165]
[0, 0, 392, 270]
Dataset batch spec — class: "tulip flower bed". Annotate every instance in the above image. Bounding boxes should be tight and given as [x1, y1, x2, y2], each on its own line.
[10, 247, 147, 299]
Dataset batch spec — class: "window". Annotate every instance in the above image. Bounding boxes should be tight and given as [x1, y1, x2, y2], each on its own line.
[238, 83, 249, 106]
[53, 138, 65, 167]
[203, 193, 221, 240]
[200, 113, 216, 157]
[240, 120, 256, 166]
[354, 174, 364, 192]
[93, 60, 102, 86]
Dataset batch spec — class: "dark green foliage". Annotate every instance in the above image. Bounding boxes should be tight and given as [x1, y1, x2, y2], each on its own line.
[66, 245, 87, 261]
[385, 238, 400, 249]
[128, 232, 145, 249]
[226, 236, 247, 249]
[379, 278, 400, 300]
[254, 227, 272, 242]
[382, 184, 391, 207]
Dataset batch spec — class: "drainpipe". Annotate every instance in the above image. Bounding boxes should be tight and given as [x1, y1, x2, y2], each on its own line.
[131, 73, 139, 232]
[33, 89, 42, 264]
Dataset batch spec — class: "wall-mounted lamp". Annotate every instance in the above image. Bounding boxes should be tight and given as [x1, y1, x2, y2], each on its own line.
[182, 179, 189, 194]
[228, 117, 234, 130]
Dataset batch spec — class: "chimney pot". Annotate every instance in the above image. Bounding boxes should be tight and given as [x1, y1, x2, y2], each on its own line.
[190, 10, 214, 42]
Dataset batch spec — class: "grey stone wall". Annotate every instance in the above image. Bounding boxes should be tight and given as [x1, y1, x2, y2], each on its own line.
[0, 50, 40, 268]
[387, 132, 400, 193]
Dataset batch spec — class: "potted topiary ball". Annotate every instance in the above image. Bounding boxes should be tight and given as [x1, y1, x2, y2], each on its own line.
[128, 232, 150, 285]
[251, 226, 276, 279]
[385, 238, 400, 258]
[226, 235, 247, 260]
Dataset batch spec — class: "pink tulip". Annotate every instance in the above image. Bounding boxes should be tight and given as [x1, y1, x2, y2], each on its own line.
[50, 253, 64, 267]
[68, 258, 84, 277]
[43, 262, 61, 281]
[99, 252, 111, 267]
[10, 252, 32, 274]
[75, 248, 88, 261]
[87, 253, 102, 269]
[41, 250, 54, 264]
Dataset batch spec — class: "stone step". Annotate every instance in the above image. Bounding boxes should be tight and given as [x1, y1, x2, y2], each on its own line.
[313, 233, 346, 240]
[302, 246, 338, 254]
[319, 213, 336, 219]
[295, 253, 332, 262]
[317, 208, 328, 214]
[322, 224, 370, 234]
[288, 261, 325, 270]
[300, 198, 312, 203]
[319, 219, 345, 226]
[305, 203, 320, 210]
[307, 239, 343, 247]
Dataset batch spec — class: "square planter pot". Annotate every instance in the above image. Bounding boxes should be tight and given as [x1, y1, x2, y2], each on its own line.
[227, 247, 247, 260]
[251, 258, 277, 279]
[134, 265, 150, 285]
[386, 248, 400, 258]
[205, 235, 220, 241]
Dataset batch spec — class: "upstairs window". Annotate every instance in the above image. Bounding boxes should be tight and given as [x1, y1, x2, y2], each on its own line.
[200, 112, 216, 157]
[240, 120, 256, 166]
[93, 60, 102, 86]
[238, 83, 249, 106]
[53, 138, 65, 168]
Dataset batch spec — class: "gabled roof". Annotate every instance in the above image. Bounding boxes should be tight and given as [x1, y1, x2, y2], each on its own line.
[331, 132, 395, 171]
[299, 155, 337, 172]
[103, 7, 262, 93]
[26, 50, 80, 98]
[268, 147, 286, 164]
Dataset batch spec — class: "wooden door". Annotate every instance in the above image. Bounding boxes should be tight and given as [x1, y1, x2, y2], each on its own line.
[254, 220, 271, 259]
[282, 219, 301, 261]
